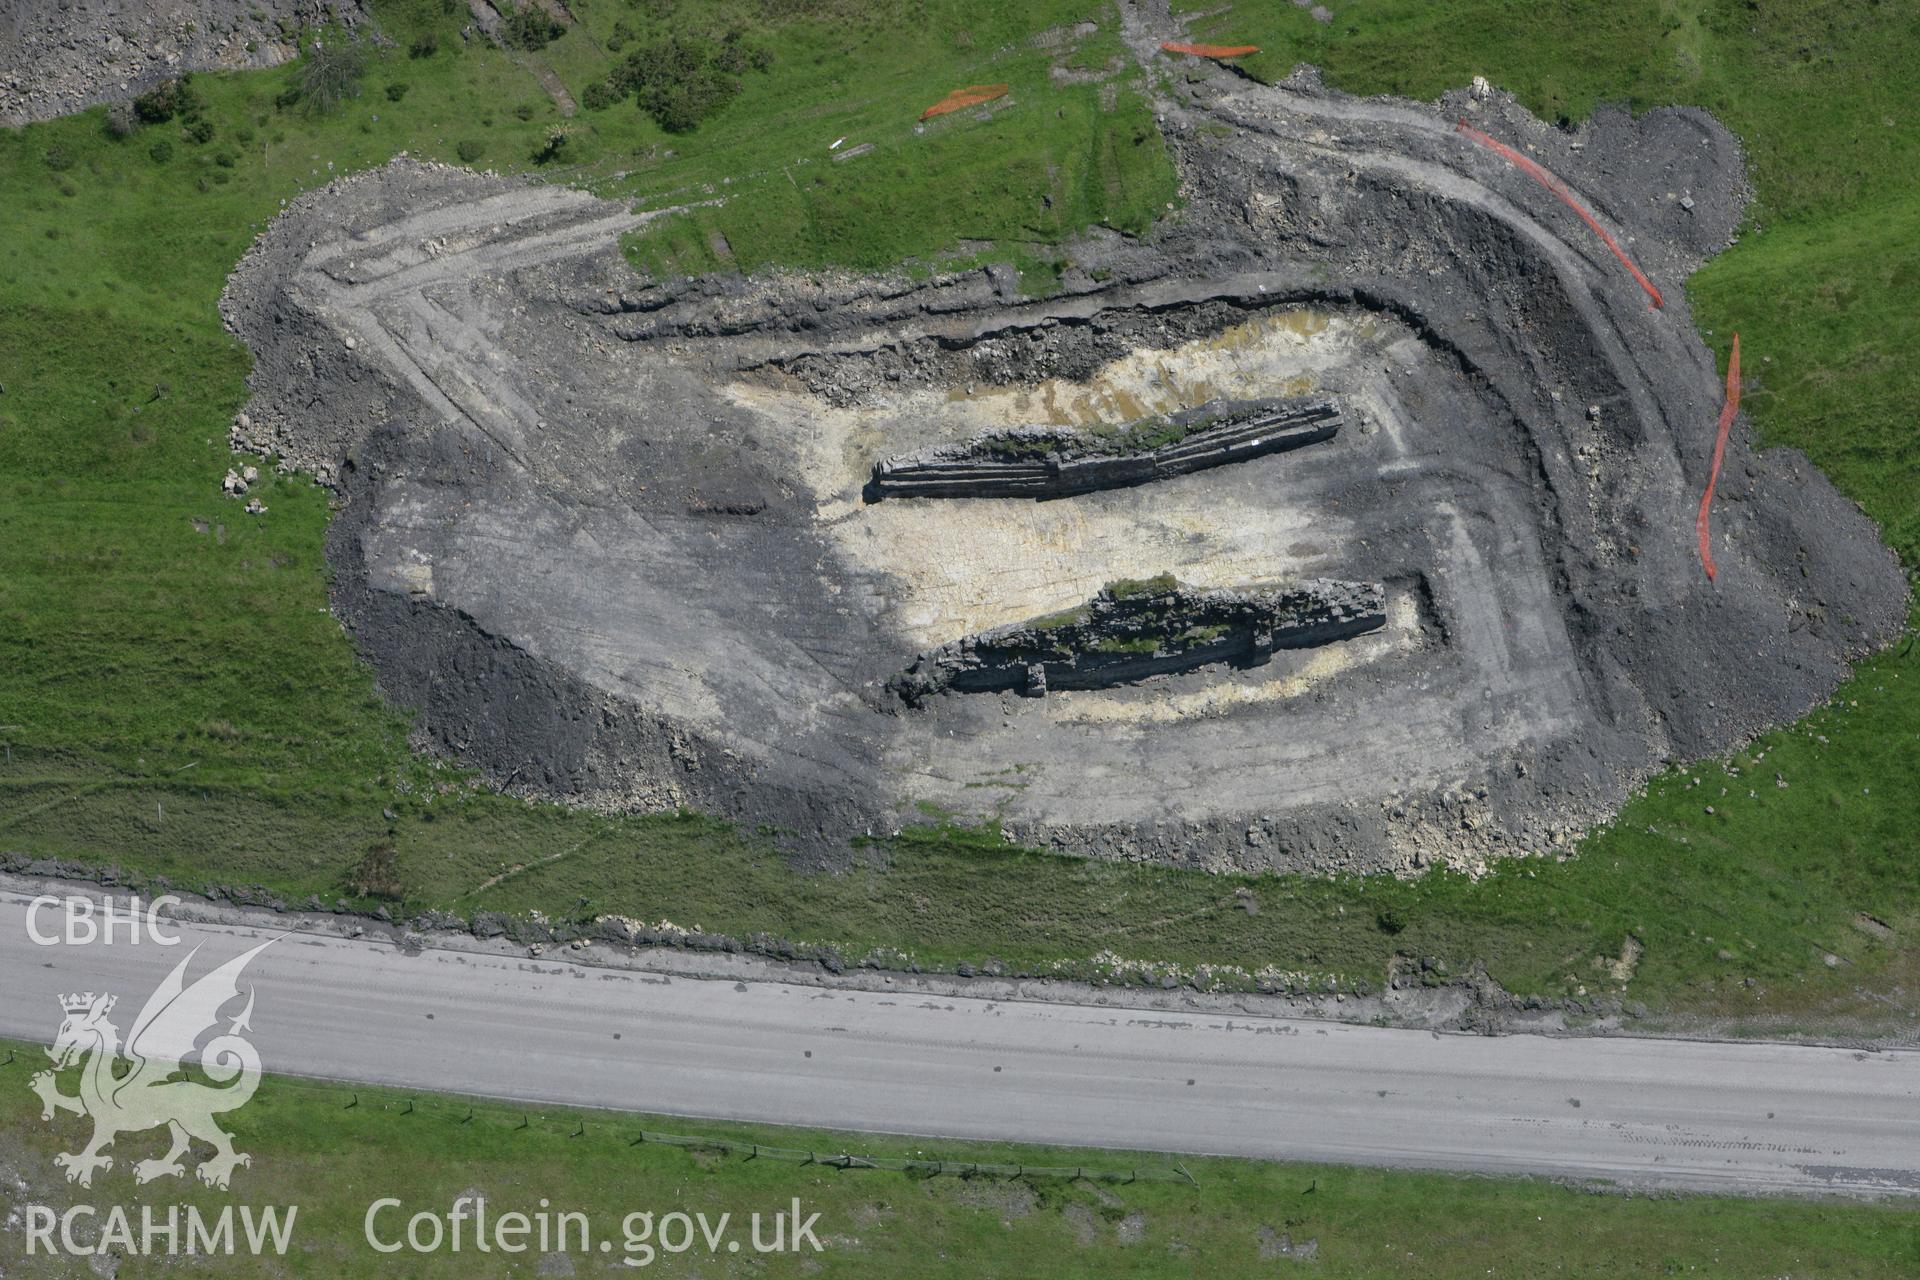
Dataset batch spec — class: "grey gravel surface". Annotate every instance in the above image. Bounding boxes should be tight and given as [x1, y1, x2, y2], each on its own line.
[5, 889, 1917, 1196]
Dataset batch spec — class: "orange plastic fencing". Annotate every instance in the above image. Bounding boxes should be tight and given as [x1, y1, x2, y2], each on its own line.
[1455, 120, 1664, 310]
[1695, 333, 1741, 581]
[1161, 41, 1260, 58]
[919, 84, 1010, 121]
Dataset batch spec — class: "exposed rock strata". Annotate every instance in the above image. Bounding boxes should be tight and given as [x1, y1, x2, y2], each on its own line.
[893, 577, 1386, 702]
[867, 397, 1339, 500]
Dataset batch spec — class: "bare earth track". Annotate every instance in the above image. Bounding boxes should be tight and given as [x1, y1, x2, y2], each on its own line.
[219, 41, 1904, 872]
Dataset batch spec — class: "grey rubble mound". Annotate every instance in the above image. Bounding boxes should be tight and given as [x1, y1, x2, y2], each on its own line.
[893, 576, 1387, 702]
[0, 0, 366, 127]
[220, 74, 1904, 876]
[867, 396, 1340, 500]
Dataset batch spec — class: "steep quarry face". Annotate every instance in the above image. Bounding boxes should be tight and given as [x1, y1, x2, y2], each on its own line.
[221, 73, 1905, 875]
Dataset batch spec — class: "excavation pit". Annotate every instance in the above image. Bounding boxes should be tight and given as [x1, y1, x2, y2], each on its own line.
[221, 73, 1904, 874]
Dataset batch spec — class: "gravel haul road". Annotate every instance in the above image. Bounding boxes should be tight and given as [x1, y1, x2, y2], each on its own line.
[3, 892, 1915, 1197]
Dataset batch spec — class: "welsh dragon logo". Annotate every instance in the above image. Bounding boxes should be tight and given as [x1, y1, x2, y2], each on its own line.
[30, 938, 277, 1189]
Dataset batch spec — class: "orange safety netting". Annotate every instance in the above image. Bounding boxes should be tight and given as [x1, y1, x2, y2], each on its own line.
[1160, 41, 1260, 58]
[1696, 333, 1741, 581]
[1455, 119, 1665, 310]
[919, 84, 1010, 121]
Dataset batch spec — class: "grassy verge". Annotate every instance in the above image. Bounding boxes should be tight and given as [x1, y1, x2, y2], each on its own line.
[585, 1, 1173, 280]
[1, 0, 1917, 1030]
[1, 1043, 1915, 1277]
[5, 637, 1915, 1025]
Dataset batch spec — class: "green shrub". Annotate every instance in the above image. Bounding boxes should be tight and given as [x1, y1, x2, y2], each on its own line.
[132, 76, 203, 124]
[183, 116, 216, 144]
[600, 32, 771, 134]
[385, 82, 411, 102]
[713, 28, 755, 76]
[504, 5, 565, 51]
[513, 101, 536, 121]
[455, 139, 485, 164]
[147, 139, 174, 163]
[42, 145, 75, 171]
[580, 81, 617, 111]
[346, 841, 407, 901]
[408, 31, 440, 59]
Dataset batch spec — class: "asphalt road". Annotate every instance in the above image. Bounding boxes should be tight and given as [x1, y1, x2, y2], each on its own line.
[3, 891, 1916, 1197]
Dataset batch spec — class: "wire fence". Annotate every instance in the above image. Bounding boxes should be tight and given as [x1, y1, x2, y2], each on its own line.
[240, 1070, 1200, 1187]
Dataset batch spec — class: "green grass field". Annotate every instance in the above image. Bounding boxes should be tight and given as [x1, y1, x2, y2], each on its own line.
[2, 0, 1918, 1030]
[2, 1044, 1915, 1277]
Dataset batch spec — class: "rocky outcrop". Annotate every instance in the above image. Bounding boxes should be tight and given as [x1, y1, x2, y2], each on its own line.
[893, 576, 1386, 703]
[866, 397, 1340, 500]
[0, 0, 363, 126]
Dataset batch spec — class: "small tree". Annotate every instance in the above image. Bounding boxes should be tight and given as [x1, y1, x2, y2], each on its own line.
[297, 27, 368, 115]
